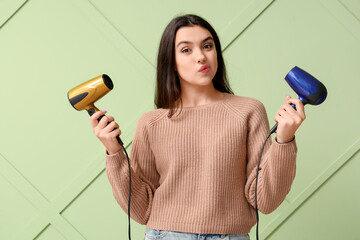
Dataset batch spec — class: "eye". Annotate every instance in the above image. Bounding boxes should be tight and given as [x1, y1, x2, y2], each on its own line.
[181, 48, 191, 53]
[204, 43, 213, 49]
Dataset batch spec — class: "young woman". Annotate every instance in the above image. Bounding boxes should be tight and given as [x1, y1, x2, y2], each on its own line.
[91, 14, 305, 240]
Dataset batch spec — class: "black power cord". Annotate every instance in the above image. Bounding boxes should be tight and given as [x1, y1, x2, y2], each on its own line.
[255, 131, 273, 240]
[95, 113, 132, 239]
[120, 145, 132, 240]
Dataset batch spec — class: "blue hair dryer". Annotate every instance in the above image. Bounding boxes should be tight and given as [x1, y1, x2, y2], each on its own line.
[270, 66, 327, 134]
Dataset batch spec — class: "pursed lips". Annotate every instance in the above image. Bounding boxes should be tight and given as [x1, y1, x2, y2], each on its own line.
[198, 64, 210, 73]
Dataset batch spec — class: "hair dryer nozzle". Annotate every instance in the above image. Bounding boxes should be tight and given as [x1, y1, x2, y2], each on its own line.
[285, 66, 327, 106]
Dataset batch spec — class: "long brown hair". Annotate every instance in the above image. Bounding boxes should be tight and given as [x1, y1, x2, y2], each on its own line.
[155, 14, 233, 118]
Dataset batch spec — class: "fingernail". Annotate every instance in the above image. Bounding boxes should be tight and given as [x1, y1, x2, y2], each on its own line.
[102, 110, 107, 113]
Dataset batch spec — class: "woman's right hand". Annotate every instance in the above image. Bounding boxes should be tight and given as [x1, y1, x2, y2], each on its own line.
[90, 110, 123, 155]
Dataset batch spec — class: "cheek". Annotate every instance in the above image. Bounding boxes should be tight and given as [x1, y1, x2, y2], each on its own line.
[176, 56, 191, 74]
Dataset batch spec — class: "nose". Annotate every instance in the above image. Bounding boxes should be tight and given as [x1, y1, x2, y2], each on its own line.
[196, 49, 206, 63]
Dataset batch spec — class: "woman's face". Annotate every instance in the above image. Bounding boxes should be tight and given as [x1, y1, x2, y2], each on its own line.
[174, 25, 218, 89]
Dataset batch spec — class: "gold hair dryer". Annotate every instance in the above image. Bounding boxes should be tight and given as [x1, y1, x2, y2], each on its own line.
[67, 74, 123, 146]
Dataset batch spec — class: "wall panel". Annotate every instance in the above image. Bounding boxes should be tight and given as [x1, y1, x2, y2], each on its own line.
[0, 0, 359, 239]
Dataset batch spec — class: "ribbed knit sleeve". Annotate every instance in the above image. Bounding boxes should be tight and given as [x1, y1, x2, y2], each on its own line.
[244, 100, 297, 214]
[105, 114, 160, 225]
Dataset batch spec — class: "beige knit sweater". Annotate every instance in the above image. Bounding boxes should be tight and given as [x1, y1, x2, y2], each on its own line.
[105, 93, 297, 234]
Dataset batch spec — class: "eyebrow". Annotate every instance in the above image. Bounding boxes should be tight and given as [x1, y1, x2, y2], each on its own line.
[176, 36, 214, 48]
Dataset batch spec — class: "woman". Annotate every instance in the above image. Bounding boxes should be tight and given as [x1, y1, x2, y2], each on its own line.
[91, 14, 305, 240]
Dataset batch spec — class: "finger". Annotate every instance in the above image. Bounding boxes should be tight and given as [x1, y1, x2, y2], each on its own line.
[97, 115, 114, 129]
[103, 128, 121, 143]
[99, 115, 114, 124]
[90, 111, 106, 128]
[274, 112, 281, 122]
[90, 110, 106, 121]
[282, 102, 297, 115]
[285, 95, 299, 110]
[274, 111, 289, 123]
[285, 94, 291, 103]
[287, 98, 305, 119]
[276, 108, 304, 130]
[111, 128, 122, 138]
[103, 121, 119, 133]
[277, 108, 291, 119]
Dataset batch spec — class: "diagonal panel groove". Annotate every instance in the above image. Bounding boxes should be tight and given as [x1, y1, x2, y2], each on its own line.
[318, 0, 360, 41]
[338, 0, 360, 22]
[261, 137, 360, 239]
[0, 152, 87, 240]
[0, 0, 28, 29]
[3, 142, 133, 239]
[67, 0, 155, 80]
[221, 0, 275, 51]
[0, 153, 50, 210]
[86, 0, 155, 69]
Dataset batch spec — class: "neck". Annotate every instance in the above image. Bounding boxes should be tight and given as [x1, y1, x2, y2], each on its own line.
[178, 86, 224, 108]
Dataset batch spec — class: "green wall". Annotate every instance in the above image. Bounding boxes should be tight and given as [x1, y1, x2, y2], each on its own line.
[0, 0, 359, 239]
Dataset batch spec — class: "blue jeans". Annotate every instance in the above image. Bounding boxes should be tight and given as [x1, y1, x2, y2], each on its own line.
[144, 228, 250, 240]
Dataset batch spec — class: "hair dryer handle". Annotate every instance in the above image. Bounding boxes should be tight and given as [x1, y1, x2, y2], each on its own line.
[269, 103, 296, 135]
[97, 114, 124, 146]
[270, 122, 278, 135]
[93, 112, 124, 147]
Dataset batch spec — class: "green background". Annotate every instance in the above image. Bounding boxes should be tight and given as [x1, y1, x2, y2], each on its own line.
[1, 0, 359, 239]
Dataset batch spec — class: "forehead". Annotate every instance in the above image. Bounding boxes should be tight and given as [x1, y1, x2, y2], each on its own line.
[175, 25, 213, 44]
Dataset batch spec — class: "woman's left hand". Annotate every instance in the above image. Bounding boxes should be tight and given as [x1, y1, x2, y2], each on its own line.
[274, 95, 306, 143]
